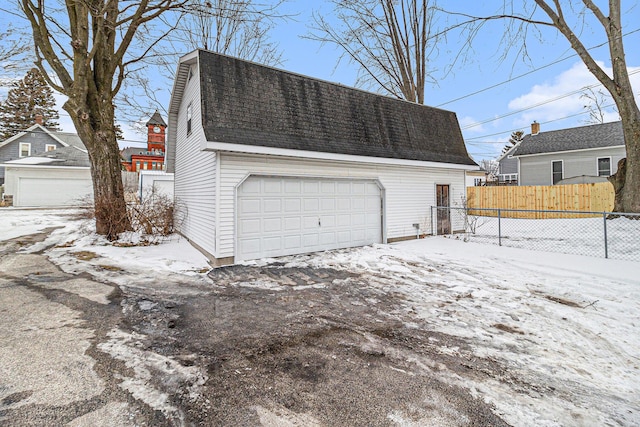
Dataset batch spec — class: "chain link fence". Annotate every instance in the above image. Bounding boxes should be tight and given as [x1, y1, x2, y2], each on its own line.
[430, 206, 640, 262]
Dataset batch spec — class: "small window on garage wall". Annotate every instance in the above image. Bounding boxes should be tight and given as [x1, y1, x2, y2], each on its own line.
[19, 143, 31, 157]
[45, 144, 56, 152]
[552, 160, 563, 184]
[186, 102, 192, 135]
[597, 157, 611, 176]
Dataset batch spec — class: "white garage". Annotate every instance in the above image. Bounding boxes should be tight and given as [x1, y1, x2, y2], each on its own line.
[2, 146, 93, 207]
[237, 176, 382, 261]
[16, 176, 93, 207]
[168, 50, 477, 265]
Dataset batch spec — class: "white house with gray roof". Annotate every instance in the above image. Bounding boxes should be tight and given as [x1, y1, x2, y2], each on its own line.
[1, 125, 92, 207]
[167, 50, 476, 264]
[0, 122, 86, 184]
[510, 121, 625, 186]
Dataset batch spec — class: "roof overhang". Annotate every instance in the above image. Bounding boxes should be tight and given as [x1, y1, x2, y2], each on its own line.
[204, 140, 477, 170]
[514, 144, 626, 158]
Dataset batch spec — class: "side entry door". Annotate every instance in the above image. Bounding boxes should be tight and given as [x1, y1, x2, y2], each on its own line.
[436, 184, 451, 235]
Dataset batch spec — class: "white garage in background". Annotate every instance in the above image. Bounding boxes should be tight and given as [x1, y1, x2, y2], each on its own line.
[167, 50, 477, 265]
[2, 146, 93, 207]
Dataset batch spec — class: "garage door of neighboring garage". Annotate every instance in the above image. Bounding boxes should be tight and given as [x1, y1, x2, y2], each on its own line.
[18, 177, 93, 207]
[237, 176, 382, 261]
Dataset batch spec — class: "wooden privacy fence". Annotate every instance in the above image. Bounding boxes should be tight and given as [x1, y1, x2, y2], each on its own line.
[466, 182, 615, 219]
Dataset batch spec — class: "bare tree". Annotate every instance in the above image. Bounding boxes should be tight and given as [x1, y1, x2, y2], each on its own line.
[447, 1, 640, 213]
[19, 0, 187, 239]
[178, 0, 285, 66]
[307, 0, 441, 104]
[580, 87, 618, 125]
[0, 26, 30, 72]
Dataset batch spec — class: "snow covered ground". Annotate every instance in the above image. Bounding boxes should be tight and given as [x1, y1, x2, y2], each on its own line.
[2, 208, 639, 426]
[449, 209, 640, 262]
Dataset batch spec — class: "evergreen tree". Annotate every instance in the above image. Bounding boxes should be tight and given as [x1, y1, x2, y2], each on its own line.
[0, 68, 60, 139]
[502, 130, 524, 155]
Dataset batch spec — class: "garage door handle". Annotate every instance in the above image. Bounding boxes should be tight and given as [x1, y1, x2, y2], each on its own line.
[318, 218, 321, 227]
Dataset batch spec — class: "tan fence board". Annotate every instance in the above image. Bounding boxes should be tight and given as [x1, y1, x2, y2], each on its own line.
[466, 182, 614, 218]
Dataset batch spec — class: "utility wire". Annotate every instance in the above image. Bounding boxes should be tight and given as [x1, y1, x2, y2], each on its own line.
[464, 102, 616, 142]
[436, 27, 640, 108]
[461, 68, 639, 131]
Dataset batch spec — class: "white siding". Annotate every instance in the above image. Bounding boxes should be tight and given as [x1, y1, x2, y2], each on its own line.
[218, 152, 466, 258]
[519, 146, 626, 185]
[174, 63, 218, 257]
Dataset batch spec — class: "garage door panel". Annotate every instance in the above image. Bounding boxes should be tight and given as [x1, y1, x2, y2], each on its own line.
[263, 236, 282, 251]
[284, 199, 301, 212]
[284, 217, 301, 231]
[264, 180, 282, 193]
[240, 198, 261, 214]
[237, 176, 382, 261]
[284, 235, 301, 249]
[263, 218, 282, 232]
[239, 218, 261, 234]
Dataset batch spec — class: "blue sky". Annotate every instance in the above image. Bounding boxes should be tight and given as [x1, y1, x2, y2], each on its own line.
[1, 1, 639, 162]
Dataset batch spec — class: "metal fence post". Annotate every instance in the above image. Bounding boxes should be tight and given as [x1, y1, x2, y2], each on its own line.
[498, 208, 502, 246]
[430, 206, 434, 235]
[603, 212, 608, 259]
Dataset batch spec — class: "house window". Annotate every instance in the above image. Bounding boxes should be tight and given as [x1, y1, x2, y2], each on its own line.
[597, 157, 611, 176]
[552, 160, 563, 184]
[186, 102, 192, 135]
[19, 143, 31, 157]
[136, 161, 141, 172]
[45, 144, 57, 152]
[152, 162, 157, 170]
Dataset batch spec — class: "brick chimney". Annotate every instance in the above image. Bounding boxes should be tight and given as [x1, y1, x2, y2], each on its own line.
[531, 121, 540, 135]
[35, 114, 43, 125]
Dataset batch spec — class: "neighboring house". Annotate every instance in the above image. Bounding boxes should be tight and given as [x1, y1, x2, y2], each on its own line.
[121, 111, 167, 172]
[0, 117, 84, 185]
[3, 145, 93, 207]
[513, 121, 625, 186]
[465, 168, 487, 187]
[167, 50, 476, 264]
[497, 144, 519, 184]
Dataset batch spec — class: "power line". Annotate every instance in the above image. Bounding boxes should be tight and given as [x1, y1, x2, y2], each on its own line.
[461, 68, 639, 131]
[464, 103, 617, 142]
[437, 27, 640, 108]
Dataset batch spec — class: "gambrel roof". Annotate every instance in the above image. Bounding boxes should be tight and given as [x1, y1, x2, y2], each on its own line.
[514, 121, 624, 157]
[171, 50, 475, 167]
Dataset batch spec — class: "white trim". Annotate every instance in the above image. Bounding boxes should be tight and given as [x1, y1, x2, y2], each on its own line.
[214, 151, 221, 258]
[515, 144, 625, 158]
[204, 141, 476, 170]
[551, 159, 564, 185]
[45, 144, 57, 152]
[19, 142, 31, 157]
[596, 156, 613, 177]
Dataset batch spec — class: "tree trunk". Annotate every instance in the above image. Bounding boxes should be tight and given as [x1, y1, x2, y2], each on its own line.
[613, 113, 640, 213]
[64, 100, 131, 240]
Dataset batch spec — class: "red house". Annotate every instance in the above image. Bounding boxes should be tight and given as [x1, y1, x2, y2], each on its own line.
[121, 111, 167, 172]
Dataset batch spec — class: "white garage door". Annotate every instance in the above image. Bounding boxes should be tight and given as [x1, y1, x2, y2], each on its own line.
[237, 176, 382, 261]
[18, 177, 93, 207]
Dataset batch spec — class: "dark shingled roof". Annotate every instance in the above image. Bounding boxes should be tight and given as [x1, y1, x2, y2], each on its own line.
[146, 110, 167, 127]
[198, 50, 475, 166]
[514, 121, 624, 156]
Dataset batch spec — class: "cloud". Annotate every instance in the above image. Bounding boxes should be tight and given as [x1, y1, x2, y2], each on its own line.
[508, 61, 640, 128]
